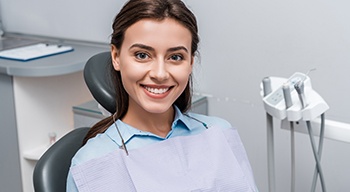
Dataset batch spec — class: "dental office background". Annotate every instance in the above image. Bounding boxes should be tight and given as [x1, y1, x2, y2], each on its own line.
[1, 0, 350, 191]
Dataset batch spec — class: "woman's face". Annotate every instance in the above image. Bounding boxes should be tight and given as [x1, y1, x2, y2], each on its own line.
[111, 18, 193, 115]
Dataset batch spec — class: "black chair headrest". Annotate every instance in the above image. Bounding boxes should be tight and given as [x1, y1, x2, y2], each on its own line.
[84, 52, 116, 114]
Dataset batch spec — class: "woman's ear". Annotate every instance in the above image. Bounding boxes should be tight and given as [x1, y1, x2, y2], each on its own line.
[189, 56, 194, 73]
[111, 45, 120, 71]
[191, 56, 195, 66]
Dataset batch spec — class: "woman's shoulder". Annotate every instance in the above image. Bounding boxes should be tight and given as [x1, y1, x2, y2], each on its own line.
[71, 131, 118, 166]
[186, 112, 233, 129]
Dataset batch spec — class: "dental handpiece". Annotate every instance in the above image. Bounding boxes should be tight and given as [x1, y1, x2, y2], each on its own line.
[262, 77, 272, 96]
[282, 83, 293, 109]
[294, 80, 307, 109]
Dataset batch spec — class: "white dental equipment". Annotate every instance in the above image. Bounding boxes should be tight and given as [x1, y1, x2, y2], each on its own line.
[261, 72, 329, 192]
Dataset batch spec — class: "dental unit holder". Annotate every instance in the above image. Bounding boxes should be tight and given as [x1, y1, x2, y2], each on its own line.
[261, 72, 329, 192]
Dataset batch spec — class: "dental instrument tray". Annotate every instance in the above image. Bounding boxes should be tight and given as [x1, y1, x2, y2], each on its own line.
[0, 43, 74, 61]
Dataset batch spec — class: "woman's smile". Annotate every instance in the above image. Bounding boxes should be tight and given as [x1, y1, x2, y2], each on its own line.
[142, 85, 172, 94]
[141, 84, 174, 99]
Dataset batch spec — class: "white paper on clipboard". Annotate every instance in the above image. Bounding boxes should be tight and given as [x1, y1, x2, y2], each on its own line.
[0, 43, 73, 61]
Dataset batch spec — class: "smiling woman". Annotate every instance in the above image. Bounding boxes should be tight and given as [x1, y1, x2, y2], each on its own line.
[111, 18, 193, 126]
[66, 0, 258, 191]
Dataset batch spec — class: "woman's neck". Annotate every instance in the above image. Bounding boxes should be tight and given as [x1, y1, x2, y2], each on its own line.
[121, 104, 175, 138]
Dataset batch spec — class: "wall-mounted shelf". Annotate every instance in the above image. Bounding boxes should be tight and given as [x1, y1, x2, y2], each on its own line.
[23, 145, 49, 161]
[23, 134, 64, 161]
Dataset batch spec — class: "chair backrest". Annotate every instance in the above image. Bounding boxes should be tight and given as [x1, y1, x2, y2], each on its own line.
[84, 51, 116, 114]
[33, 51, 115, 192]
[33, 128, 89, 192]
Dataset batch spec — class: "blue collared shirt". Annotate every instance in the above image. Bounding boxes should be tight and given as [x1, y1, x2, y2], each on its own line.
[67, 106, 232, 191]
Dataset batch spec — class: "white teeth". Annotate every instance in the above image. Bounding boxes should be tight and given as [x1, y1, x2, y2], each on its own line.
[145, 86, 169, 94]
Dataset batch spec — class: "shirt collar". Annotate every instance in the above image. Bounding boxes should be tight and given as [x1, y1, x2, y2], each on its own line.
[105, 105, 193, 146]
[172, 105, 193, 131]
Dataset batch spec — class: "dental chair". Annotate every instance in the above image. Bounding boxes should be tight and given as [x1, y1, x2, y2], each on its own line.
[33, 51, 114, 192]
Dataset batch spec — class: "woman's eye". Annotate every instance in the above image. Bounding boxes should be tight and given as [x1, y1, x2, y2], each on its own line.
[135, 52, 149, 60]
[170, 54, 183, 61]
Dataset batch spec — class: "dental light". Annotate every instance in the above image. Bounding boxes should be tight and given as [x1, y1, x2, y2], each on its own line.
[261, 72, 329, 192]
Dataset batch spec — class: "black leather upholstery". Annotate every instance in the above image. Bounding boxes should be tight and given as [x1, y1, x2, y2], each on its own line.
[33, 127, 89, 192]
[84, 51, 116, 114]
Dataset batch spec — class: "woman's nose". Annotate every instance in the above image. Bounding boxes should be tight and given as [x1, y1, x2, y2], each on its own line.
[149, 60, 170, 82]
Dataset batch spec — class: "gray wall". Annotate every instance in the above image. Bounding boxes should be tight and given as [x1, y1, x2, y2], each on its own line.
[1, 0, 350, 191]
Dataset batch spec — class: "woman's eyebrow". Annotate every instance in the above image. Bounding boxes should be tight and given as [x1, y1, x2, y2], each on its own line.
[129, 43, 155, 51]
[129, 44, 188, 53]
[167, 46, 188, 53]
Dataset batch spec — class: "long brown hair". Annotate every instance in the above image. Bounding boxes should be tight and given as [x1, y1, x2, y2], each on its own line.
[83, 0, 199, 144]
